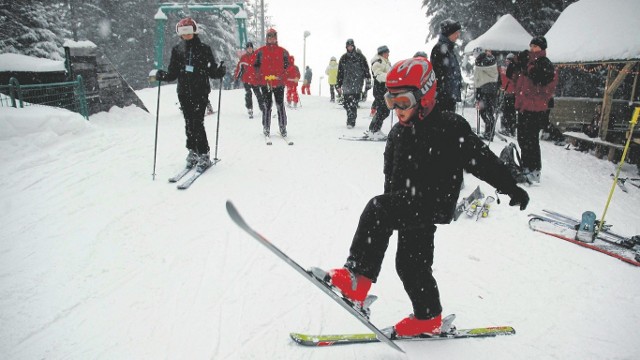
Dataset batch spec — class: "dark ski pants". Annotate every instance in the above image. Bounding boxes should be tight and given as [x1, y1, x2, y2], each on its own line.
[478, 92, 496, 137]
[260, 85, 287, 135]
[517, 110, 546, 172]
[501, 94, 516, 136]
[342, 93, 360, 127]
[368, 94, 390, 132]
[344, 193, 442, 320]
[436, 98, 457, 113]
[179, 94, 209, 155]
[244, 82, 264, 112]
[329, 84, 336, 101]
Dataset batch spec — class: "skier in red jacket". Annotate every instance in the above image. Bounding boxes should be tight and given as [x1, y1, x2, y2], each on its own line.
[253, 28, 291, 138]
[286, 55, 301, 108]
[234, 41, 264, 119]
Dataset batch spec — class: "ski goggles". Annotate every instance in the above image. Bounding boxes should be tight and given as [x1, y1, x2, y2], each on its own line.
[384, 89, 422, 110]
[176, 26, 195, 36]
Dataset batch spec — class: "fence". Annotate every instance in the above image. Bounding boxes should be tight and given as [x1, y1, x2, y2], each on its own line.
[0, 76, 89, 120]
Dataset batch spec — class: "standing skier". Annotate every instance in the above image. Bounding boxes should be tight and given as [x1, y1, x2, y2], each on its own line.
[430, 19, 463, 112]
[234, 41, 264, 119]
[253, 28, 291, 138]
[302, 66, 312, 95]
[511, 36, 558, 183]
[325, 56, 338, 102]
[151, 17, 225, 171]
[499, 53, 517, 137]
[365, 45, 392, 139]
[337, 38, 370, 129]
[473, 48, 499, 140]
[325, 57, 530, 337]
[286, 55, 301, 108]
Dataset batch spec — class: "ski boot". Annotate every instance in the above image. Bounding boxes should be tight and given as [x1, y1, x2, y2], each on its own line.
[196, 152, 212, 172]
[315, 267, 375, 317]
[186, 150, 198, 169]
[466, 199, 482, 217]
[394, 313, 442, 337]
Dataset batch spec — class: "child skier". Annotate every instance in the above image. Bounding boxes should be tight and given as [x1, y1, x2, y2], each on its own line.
[325, 57, 530, 337]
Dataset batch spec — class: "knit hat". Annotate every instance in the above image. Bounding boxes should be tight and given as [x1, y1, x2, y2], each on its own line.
[330, 56, 336, 61]
[346, 38, 355, 47]
[440, 19, 461, 37]
[413, 51, 428, 58]
[245, 41, 254, 49]
[530, 36, 547, 50]
[377, 45, 389, 55]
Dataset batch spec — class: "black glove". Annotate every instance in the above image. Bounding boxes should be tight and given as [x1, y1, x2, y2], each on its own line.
[508, 187, 529, 210]
[150, 69, 166, 82]
[213, 64, 226, 79]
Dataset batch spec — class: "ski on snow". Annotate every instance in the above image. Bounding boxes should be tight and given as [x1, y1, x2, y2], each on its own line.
[173, 159, 220, 190]
[265, 134, 293, 145]
[290, 323, 515, 347]
[226, 201, 516, 351]
[339, 135, 387, 142]
[225, 200, 404, 353]
[168, 167, 193, 183]
[528, 213, 640, 266]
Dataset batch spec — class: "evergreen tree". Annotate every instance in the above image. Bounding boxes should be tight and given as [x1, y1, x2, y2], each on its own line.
[422, 0, 579, 44]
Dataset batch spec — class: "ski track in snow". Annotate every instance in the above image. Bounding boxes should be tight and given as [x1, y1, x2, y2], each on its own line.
[0, 86, 639, 359]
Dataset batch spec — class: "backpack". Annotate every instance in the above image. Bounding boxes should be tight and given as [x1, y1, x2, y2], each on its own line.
[499, 142, 528, 183]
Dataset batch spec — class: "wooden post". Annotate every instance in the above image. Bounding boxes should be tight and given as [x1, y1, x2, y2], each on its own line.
[598, 62, 637, 141]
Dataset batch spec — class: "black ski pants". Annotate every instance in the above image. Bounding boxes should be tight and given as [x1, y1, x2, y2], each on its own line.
[260, 85, 287, 134]
[244, 82, 264, 111]
[344, 193, 442, 320]
[478, 91, 496, 137]
[179, 94, 209, 155]
[342, 93, 360, 127]
[501, 94, 516, 136]
[368, 94, 390, 132]
[517, 110, 547, 172]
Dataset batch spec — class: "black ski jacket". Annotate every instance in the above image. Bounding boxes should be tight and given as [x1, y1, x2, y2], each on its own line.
[383, 110, 519, 224]
[158, 36, 224, 100]
[430, 35, 463, 104]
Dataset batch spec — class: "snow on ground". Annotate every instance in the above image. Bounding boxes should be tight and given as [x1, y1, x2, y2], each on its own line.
[1, 86, 639, 359]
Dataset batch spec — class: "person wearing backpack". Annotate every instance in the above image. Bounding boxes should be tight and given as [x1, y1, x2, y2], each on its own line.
[511, 36, 558, 183]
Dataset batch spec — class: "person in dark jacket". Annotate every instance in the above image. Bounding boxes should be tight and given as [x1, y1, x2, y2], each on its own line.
[324, 57, 530, 337]
[499, 53, 517, 136]
[302, 66, 312, 95]
[337, 38, 371, 128]
[430, 19, 463, 112]
[473, 48, 499, 140]
[152, 17, 225, 171]
[511, 36, 558, 183]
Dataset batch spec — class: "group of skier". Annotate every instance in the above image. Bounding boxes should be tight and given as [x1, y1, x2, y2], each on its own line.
[152, 16, 554, 339]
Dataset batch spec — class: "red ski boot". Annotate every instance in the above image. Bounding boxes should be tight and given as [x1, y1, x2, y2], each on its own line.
[328, 268, 372, 308]
[394, 313, 442, 337]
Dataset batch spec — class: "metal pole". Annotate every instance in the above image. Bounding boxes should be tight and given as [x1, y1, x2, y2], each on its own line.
[152, 81, 162, 180]
[213, 65, 224, 162]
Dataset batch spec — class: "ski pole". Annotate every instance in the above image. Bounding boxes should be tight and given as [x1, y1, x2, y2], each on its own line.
[597, 106, 639, 234]
[152, 80, 161, 180]
[213, 62, 224, 162]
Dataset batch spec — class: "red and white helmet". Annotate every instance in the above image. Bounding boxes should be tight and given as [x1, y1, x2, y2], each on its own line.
[176, 17, 198, 35]
[384, 57, 437, 117]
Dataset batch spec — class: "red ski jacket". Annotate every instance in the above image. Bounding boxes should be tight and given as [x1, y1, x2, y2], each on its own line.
[253, 44, 290, 87]
[513, 50, 558, 112]
[234, 51, 258, 85]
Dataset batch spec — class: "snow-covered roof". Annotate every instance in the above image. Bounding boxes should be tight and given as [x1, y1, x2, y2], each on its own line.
[546, 0, 640, 64]
[463, 14, 532, 54]
[62, 39, 97, 49]
[0, 53, 66, 72]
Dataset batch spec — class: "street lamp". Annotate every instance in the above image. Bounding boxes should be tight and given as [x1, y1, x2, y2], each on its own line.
[303, 30, 311, 76]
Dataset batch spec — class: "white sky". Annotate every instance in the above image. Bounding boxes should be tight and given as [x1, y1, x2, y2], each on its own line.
[264, 0, 432, 91]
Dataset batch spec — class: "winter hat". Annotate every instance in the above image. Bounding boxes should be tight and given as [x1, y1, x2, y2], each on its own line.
[530, 36, 547, 50]
[245, 41, 254, 49]
[346, 38, 355, 47]
[330, 56, 336, 61]
[413, 51, 428, 58]
[266, 28, 277, 39]
[440, 19, 461, 37]
[506, 53, 515, 60]
[377, 45, 390, 55]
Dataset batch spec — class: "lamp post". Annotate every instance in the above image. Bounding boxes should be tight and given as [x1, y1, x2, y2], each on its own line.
[303, 30, 311, 76]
